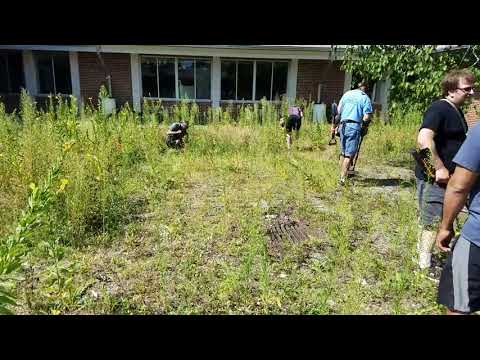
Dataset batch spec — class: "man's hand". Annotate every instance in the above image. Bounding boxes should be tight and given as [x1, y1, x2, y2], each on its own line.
[436, 227, 455, 252]
[331, 125, 339, 138]
[435, 167, 450, 184]
[361, 120, 370, 137]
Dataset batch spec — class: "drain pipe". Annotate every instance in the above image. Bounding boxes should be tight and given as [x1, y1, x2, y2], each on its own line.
[96, 45, 116, 115]
[96, 45, 112, 97]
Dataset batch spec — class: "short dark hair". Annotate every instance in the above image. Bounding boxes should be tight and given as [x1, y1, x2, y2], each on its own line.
[441, 69, 475, 97]
[358, 81, 368, 89]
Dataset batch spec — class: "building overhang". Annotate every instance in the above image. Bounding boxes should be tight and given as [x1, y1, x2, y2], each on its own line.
[0, 45, 346, 60]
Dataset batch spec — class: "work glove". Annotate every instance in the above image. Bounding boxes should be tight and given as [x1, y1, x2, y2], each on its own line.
[361, 120, 370, 137]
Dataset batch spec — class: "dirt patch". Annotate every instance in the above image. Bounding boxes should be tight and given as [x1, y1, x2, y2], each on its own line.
[265, 210, 311, 257]
[350, 164, 415, 197]
[371, 231, 391, 256]
[309, 195, 333, 213]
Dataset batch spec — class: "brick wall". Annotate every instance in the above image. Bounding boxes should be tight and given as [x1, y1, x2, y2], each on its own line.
[141, 99, 213, 123]
[296, 60, 345, 104]
[0, 94, 21, 113]
[147, 100, 212, 114]
[78, 52, 132, 108]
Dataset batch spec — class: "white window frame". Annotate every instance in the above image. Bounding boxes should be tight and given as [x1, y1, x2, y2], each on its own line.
[140, 55, 212, 102]
[219, 58, 289, 104]
[34, 51, 72, 96]
[270, 62, 274, 100]
[194, 59, 197, 99]
[174, 57, 179, 99]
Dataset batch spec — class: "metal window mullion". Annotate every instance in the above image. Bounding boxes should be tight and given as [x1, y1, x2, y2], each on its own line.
[270, 62, 274, 101]
[175, 58, 179, 99]
[252, 60, 256, 101]
[51, 56, 57, 94]
[5, 55, 11, 93]
[208, 59, 212, 100]
[194, 59, 197, 100]
[235, 61, 238, 100]
[156, 58, 160, 98]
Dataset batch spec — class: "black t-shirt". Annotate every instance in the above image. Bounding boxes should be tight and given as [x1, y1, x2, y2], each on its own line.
[415, 99, 468, 180]
[167, 123, 186, 140]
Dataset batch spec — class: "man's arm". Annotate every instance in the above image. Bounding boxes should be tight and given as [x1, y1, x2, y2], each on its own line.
[417, 128, 449, 184]
[167, 130, 182, 135]
[362, 96, 373, 123]
[332, 101, 343, 131]
[436, 166, 478, 251]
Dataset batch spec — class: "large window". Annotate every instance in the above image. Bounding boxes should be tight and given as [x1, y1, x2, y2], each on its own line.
[195, 60, 211, 99]
[271, 62, 288, 101]
[178, 59, 194, 99]
[221, 61, 236, 100]
[141, 57, 175, 98]
[255, 61, 288, 101]
[237, 62, 254, 100]
[0, 52, 25, 94]
[255, 62, 272, 101]
[141, 57, 158, 98]
[221, 60, 288, 101]
[141, 57, 210, 100]
[35, 52, 72, 95]
[158, 59, 176, 98]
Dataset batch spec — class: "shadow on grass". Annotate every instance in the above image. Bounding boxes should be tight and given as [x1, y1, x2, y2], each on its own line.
[385, 158, 416, 169]
[298, 144, 326, 152]
[355, 177, 415, 188]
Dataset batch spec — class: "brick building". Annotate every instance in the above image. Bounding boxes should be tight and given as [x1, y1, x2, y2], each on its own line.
[0, 45, 355, 115]
[0, 45, 478, 126]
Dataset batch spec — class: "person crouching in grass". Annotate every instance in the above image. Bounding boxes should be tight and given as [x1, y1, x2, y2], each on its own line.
[280, 105, 303, 150]
[166, 121, 189, 149]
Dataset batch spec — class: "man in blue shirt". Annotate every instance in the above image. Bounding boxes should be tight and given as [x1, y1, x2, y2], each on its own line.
[436, 123, 480, 314]
[336, 81, 373, 184]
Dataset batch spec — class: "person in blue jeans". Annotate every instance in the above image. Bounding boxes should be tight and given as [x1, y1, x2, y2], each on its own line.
[436, 122, 480, 315]
[336, 81, 373, 184]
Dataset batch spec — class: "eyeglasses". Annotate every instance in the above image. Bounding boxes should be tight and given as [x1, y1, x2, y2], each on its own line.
[457, 86, 474, 93]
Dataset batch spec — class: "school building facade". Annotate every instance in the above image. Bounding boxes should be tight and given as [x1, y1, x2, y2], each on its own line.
[0, 45, 478, 126]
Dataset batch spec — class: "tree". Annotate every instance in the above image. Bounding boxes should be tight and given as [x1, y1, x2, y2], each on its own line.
[341, 45, 480, 116]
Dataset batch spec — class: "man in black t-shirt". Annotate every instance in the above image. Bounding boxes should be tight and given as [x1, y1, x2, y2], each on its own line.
[415, 69, 475, 270]
[166, 121, 189, 149]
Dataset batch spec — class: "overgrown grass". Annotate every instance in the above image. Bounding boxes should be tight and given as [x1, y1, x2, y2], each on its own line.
[0, 92, 441, 315]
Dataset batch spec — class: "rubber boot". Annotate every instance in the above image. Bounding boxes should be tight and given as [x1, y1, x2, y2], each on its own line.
[417, 229, 436, 270]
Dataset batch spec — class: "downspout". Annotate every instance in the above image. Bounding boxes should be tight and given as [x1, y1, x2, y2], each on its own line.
[315, 45, 337, 104]
[96, 45, 112, 97]
[312, 46, 336, 123]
